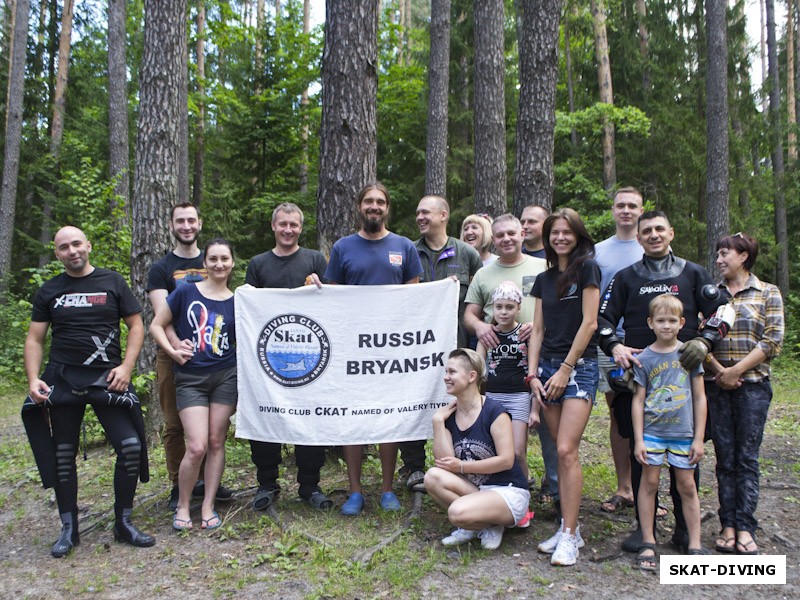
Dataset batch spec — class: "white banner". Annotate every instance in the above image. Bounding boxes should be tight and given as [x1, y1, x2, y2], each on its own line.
[234, 279, 458, 445]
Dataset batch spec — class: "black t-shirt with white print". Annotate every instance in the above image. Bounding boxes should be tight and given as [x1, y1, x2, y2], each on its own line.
[31, 268, 142, 368]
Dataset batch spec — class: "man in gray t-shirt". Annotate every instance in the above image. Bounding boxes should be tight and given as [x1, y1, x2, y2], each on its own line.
[595, 187, 643, 514]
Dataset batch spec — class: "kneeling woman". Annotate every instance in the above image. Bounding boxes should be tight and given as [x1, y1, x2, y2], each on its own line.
[424, 349, 530, 550]
[150, 238, 237, 531]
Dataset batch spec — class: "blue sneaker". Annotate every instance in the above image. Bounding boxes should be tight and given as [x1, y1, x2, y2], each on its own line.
[341, 492, 365, 516]
[380, 492, 401, 512]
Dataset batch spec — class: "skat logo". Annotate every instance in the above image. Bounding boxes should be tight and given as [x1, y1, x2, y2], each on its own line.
[638, 284, 678, 296]
[54, 292, 108, 308]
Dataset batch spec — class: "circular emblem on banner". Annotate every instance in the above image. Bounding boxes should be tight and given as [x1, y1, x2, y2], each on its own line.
[257, 314, 331, 387]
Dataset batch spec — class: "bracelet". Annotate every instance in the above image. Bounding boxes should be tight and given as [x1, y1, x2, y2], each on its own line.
[562, 361, 575, 370]
[460, 462, 464, 475]
[524, 373, 538, 384]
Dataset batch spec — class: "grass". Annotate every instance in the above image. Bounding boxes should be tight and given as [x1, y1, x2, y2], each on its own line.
[2, 357, 799, 598]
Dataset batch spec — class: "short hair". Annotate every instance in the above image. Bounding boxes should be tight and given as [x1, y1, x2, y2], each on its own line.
[356, 182, 390, 208]
[522, 204, 550, 218]
[421, 195, 450, 213]
[460, 214, 493, 253]
[171, 202, 200, 220]
[638, 210, 670, 229]
[716, 232, 758, 272]
[492, 213, 521, 232]
[613, 186, 643, 202]
[448, 348, 486, 386]
[272, 202, 304, 226]
[648, 293, 683, 318]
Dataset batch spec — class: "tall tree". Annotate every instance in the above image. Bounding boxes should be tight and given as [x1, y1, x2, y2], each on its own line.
[193, 0, 206, 205]
[424, 0, 450, 196]
[108, 0, 130, 229]
[705, 0, 729, 276]
[0, 0, 31, 293]
[299, 0, 311, 194]
[788, 0, 797, 162]
[317, 0, 378, 254]
[634, 0, 650, 92]
[132, 0, 187, 410]
[513, 0, 561, 215]
[591, 0, 615, 190]
[38, 0, 76, 266]
[766, 0, 789, 294]
[473, 0, 506, 216]
[179, 3, 189, 203]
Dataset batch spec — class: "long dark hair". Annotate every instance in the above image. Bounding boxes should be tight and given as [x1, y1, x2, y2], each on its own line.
[542, 208, 595, 298]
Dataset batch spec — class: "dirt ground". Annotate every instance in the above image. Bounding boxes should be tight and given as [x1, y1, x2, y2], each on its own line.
[1, 405, 798, 600]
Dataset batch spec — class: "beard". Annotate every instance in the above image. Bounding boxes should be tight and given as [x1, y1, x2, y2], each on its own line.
[173, 229, 198, 245]
[361, 212, 386, 234]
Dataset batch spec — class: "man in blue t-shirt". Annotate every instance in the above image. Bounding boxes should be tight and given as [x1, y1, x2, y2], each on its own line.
[323, 182, 423, 516]
[595, 187, 643, 516]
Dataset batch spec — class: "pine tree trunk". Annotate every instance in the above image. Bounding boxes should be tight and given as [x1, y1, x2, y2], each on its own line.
[299, 0, 310, 194]
[108, 0, 130, 230]
[317, 0, 378, 255]
[0, 0, 30, 293]
[473, 0, 506, 217]
[564, 9, 577, 149]
[788, 0, 797, 162]
[132, 0, 187, 423]
[766, 0, 789, 294]
[635, 0, 650, 91]
[705, 0, 729, 277]
[513, 0, 561, 215]
[178, 8, 189, 204]
[39, 0, 75, 268]
[591, 0, 615, 191]
[255, 0, 264, 84]
[193, 0, 206, 206]
[425, 0, 450, 197]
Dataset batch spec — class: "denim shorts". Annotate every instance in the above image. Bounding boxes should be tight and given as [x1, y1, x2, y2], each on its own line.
[537, 357, 598, 406]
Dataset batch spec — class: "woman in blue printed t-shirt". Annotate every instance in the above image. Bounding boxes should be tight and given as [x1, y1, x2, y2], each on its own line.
[150, 238, 237, 533]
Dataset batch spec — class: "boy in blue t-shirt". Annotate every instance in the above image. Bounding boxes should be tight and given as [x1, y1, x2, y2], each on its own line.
[632, 294, 707, 570]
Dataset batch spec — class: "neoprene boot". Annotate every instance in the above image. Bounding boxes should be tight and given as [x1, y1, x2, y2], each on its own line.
[51, 510, 80, 558]
[113, 507, 155, 548]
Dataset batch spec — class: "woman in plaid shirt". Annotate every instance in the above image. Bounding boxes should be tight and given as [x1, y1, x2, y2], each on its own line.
[706, 233, 784, 556]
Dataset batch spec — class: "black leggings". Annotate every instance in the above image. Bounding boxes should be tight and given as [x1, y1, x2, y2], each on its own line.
[51, 403, 141, 513]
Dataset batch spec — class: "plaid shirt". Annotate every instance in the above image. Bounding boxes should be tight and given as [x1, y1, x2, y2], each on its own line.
[712, 274, 784, 382]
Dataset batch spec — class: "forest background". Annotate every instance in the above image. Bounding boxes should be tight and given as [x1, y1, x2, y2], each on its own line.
[0, 0, 798, 415]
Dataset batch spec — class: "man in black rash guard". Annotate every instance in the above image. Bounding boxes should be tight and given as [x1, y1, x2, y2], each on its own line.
[597, 211, 733, 553]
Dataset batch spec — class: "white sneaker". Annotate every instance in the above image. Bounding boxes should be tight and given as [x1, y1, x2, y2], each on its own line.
[478, 525, 504, 550]
[551, 528, 579, 566]
[537, 519, 585, 554]
[441, 528, 477, 546]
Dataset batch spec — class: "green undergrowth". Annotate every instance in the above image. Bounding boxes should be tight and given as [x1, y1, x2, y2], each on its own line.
[1, 358, 798, 598]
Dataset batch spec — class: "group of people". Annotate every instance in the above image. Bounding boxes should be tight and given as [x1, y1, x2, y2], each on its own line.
[23, 184, 783, 572]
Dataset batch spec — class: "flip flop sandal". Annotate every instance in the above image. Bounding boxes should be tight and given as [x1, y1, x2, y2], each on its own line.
[735, 538, 758, 555]
[201, 511, 222, 530]
[173, 515, 193, 532]
[253, 488, 279, 511]
[715, 535, 736, 553]
[689, 547, 712, 555]
[656, 503, 669, 519]
[636, 543, 658, 572]
[305, 491, 333, 511]
[601, 495, 634, 513]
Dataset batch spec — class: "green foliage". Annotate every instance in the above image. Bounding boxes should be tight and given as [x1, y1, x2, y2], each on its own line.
[0, 297, 33, 381]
